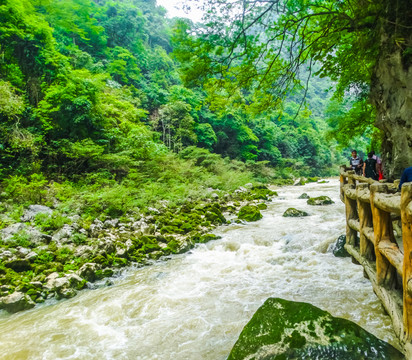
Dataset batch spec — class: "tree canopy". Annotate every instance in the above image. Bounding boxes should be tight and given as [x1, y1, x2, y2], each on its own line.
[177, 0, 412, 177]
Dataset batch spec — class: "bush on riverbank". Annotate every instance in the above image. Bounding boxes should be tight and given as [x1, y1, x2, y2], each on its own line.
[0, 160, 278, 312]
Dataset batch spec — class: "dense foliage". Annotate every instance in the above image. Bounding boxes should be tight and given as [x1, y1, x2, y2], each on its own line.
[0, 0, 346, 221]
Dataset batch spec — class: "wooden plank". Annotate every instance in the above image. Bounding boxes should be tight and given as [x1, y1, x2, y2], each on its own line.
[363, 226, 375, 245]
[357, 183, 374, 260]
[345, 244, 405, 346]
[345, 185, 358, 246]
[343, 185, 357, 200]
[377, 240, 403, 276]
[352, 174, 377, 185]
[406, 201, 412, 218]
[370, 183, 398, 288]
[357, 187, 371, 204]
[401, 183, 412, 342]
[374, 192, 401, 215]
[348, 219, 360, 232]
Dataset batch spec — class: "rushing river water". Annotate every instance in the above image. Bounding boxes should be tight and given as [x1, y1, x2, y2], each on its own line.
[0, 179, 400, 359]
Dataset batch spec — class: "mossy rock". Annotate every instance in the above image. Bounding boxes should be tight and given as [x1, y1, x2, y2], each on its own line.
[283, 208, 309, 217]
[257, 203, 267, 210]
[298, 193, 310, 199]
[198, 233, 220, 243]
[332, 235, 350, 258]
[307, 196, 334, 205]
[228, 297, 404, 360]
[238, 205, 262, 222]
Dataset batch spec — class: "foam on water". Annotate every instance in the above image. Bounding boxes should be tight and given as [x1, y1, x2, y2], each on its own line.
[0, 179, 400, 359]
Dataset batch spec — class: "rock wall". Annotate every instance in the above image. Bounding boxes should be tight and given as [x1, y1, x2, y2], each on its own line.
[370, 3, 412, 180]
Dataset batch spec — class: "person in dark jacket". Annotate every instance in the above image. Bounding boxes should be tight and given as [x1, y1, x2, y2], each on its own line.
[399, 167, 412, 190]
[363, 152, 378, 180]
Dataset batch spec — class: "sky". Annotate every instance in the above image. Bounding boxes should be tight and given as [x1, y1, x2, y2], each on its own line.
[156, 0, 204, 22]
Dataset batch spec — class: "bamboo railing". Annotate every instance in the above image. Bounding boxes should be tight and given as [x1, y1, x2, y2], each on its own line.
[340, 166, 412, 355]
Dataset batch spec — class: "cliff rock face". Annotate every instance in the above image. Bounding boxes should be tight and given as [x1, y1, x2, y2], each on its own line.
[371, 51, 412, 180]
[370, 3, 412, 180]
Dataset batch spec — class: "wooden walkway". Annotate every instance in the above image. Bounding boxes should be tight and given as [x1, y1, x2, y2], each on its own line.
[340, 167, 412, 356]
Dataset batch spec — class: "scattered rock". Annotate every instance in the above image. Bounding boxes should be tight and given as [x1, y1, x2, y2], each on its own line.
[228, 297, 403, 360]
[283, 208, 309, 217]
[332, 235, 350, 257]
[0, 223, 28, 242]
[0, 292, 35, 313]
[298, 193, 310, 199]
[5, 259, 32, 272]
[238, 205, 262, 222]
[307, 196, 334, 205]
[104, 219, 119, 229]
[77, 263, 100, 282]
[21, 205, 53, 222]
[52, 224, 74, 244]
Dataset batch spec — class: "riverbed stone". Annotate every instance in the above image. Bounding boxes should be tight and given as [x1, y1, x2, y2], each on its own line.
[52, 224, 74, 244]
[21, 205, 53, 222]
[77, 263, 100, 282]
[0, 291, 36, 313]
[332, 235, 351, 257]
[283, 208, 309, 217]
[307, 195, 334, 205]
[298, 193, 310, 199]
[227, 297, 404, 360]
[238, 205, 262, 222]
[0, 223, 28, 242]
[5, 259, 32, 272]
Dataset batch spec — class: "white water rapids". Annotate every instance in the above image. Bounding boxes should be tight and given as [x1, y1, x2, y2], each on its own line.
[0, 179, 399, 359]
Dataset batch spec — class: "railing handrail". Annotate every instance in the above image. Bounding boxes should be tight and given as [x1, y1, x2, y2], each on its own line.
[339, 167, 412, 356]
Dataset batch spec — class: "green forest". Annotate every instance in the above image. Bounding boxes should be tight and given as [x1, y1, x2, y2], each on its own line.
[0, 0, 354, 221]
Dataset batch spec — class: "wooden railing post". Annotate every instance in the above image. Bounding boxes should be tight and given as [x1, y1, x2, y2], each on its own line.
[345, 182, 358, 246]
[401, 182, 412, 342]
[340, 165, 348, 202]
[357, 183, 374, 260]
[370, 183, 397, 288]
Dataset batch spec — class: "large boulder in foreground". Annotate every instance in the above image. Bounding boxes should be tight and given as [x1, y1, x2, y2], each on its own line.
[228, 298, 404, 360]
[307, 195, 334, 205]
[238, 205, 262, 222]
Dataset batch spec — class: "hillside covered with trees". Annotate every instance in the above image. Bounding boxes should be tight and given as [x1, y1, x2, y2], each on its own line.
[0, 0, 345, 216]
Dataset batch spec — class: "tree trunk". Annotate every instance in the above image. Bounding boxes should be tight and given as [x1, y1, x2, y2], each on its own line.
[370, 2, 412, 180]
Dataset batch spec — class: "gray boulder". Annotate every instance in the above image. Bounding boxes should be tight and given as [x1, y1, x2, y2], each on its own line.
[0, 292, 35, 313]
[0, 223, 49, 246]
[307, 196, 335, 205]
[0, 223, 28, 242]
[52, 224, 75, 244]
[77, 263, 100, 282]
[21, 205, 52, 222]
[282, 208, 309, 217]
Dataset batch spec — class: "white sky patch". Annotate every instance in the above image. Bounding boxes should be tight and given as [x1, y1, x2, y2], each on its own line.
[157, 0, 204, 22]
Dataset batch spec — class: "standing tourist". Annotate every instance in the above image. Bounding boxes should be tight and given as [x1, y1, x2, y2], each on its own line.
[349, 150, 363, 175]
[399, 167, 412, 190]
[371, 151, 383, 180]
[363, 152, 378, 180]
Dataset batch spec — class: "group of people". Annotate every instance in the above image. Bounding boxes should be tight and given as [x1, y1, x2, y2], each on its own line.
[349, 150, 383, 180]
[349, 150, 412, 190]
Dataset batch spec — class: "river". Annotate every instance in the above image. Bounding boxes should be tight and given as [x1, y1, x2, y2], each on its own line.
[0, 179, 399, 359]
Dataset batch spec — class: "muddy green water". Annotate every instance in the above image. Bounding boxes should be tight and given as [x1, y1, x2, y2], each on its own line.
[0, 179, 399, 359]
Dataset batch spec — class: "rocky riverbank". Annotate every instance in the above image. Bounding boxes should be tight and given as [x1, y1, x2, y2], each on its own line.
[0, 184, 277, 313]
